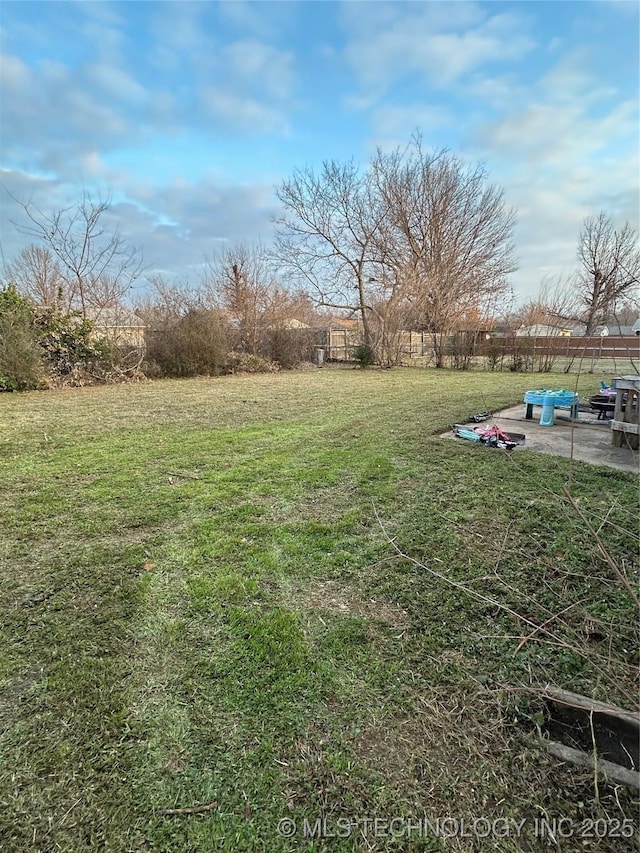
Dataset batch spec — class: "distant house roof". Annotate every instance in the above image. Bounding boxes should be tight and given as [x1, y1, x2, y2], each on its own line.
[572, 321, 640, 336]
[610, 321, 640, 336]
[516, 323, 572, 337]
[281, 318, 309, 329]
[325, 317, 361, 330]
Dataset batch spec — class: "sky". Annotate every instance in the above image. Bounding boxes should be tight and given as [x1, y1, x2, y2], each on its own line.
[1, 0, 638, 306]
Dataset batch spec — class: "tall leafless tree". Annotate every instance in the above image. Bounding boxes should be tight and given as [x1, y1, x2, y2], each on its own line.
[3, 244, 68, 308]
[577, 213, 640, 335]
[274, 137, 516, 365]
[202, 242, 275, 356]
[9, 192, 145, 319]
[370, 139, 517, 366]
[274, 160, 388, 350]
[517, 275, 580, 333]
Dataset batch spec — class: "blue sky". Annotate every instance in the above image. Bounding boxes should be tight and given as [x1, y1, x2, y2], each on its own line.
[1, 0, 638, 304]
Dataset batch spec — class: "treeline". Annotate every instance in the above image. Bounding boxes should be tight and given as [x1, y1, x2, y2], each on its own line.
[138, 245, 325, 379]
[0, 240, 330, 390]
[3, 133, 638, 389]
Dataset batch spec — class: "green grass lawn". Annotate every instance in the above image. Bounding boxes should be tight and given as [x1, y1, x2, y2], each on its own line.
[1, 368, 638, 852]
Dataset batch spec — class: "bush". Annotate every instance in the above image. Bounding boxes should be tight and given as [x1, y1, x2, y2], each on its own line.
[224, 352, 279, 374]
[1, 287, 145, 389]
[0, 286, 45, 391]
[485, 338, 505, 371]
[509, 336, 535, 373]
[266, 327, 318, 368]
[34, 306, 109, 377]
[352, 343, 375, 368]
[447, 331, 477, 370]
[145, 310, 229, 378]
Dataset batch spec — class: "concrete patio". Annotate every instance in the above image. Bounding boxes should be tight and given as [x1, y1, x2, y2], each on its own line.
[445, 405, 639, 474]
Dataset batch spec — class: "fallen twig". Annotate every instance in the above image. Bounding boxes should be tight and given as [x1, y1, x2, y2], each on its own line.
[372, 503, 540, 632]
[514, 600, 586, 655]
[374, 499, 638, 703]
[589, 710, 600, 803]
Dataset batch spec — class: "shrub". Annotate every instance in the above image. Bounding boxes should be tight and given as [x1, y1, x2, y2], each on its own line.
[447, 331, 476, 370]
[34, 306, 109, 377]
[485, 338, 505, 371]
[224, 352, 279, 374]
[0, 286, 45, 391]
[352, 343, 375, 368]
[145, 310, 229, 378]
[266, 327, 318, 369]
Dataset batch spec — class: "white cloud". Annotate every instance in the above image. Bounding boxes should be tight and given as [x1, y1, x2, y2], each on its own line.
[369, 103, 452, 145]
[463, 72, 526, 111]
[77, 151, 107, 177]
[1, 166, 279, 288]
[190, 37, 295, 135]
[450, 30, 640, 304]
[86, 62, 149, 104]
[0, 47, 182, 176]
[217, 0, 294, 39]
[0, 52, 30, 88]
[221, 39, 294, 100]
[150, 2, 207, 54]
[198, 87, 289, 135]
[342, 4, 535, 94]
[478, 97, 638, 170]
[602, 0, 640, 15]
[474, 92, 639, 300]
[340, 1, 486, 40]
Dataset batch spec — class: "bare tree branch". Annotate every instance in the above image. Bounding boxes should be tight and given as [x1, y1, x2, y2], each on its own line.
[273, 136, 517, 365]
[8, 190, 145, 319]
[577, 213, 640, 334]
[3, 244, 69, 308]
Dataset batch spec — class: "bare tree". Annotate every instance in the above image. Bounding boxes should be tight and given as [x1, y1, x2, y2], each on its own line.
[370, 139, 517, 366]
[9, 192, 145, 319]
[517, 275, 579, 333]
[136, 275, 229, 378]
[202, 243, 274, 356]
[610, 296, 640, 330]
[274, 138, 516, 365]
[274, 160, 388, 350]
[513, 276, 579, 371]
[136, 275, 205, 326]
[3, 244, 68, 308]
[577, 213, 640, 335]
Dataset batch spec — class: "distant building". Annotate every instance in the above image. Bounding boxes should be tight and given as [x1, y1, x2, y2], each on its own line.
[515, 323, 573, 337]
[278, 318, 310, 329]
[571, 321, 640, 336]
[86, 307, 146, 348]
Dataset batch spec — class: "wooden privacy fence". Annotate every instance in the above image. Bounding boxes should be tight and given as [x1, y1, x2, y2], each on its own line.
[325, 328, 433, 361]
[478, 335, 640, 360]
[323, 329, 639, 363]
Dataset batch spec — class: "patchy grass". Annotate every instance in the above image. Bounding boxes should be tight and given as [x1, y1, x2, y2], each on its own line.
[0, 368, 638, 853]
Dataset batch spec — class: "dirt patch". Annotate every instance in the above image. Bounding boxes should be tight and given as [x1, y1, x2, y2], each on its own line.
[289, 579, 409, 627]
